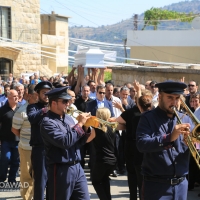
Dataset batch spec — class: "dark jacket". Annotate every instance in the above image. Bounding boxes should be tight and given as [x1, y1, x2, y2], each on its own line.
[40, 111, 89, 165]
[136, 106, 194, 177]
[85, 99, 115, 117]
[27, 102, 47, 146]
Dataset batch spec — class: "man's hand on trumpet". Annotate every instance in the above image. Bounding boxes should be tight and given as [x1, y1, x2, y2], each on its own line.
[171, 123, 190, 142]
[77, 112, 91, 127]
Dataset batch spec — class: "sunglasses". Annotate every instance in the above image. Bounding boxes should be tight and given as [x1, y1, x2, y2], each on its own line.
[57, 99, 69, 104]
[98, 92, 105, 94]
[188, 85, 195, 87]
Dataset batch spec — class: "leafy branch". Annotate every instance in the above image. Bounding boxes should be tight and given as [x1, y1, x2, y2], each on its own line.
[142, 7, 195, 30]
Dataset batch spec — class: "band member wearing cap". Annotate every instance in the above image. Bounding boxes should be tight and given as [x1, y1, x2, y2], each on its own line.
[40, 86, 92, 200]
[27, 81, 52, 200]
[136, 81, 194, 200]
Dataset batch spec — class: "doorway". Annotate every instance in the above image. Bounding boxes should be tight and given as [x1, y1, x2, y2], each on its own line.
[0, 58, 13, 81]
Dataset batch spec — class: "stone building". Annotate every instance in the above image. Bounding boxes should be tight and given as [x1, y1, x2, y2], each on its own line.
[0, 1, 69, 80]
[41, 11, 70, 74]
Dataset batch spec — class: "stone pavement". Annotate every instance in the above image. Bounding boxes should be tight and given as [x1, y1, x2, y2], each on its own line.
[0, 166, 200, 200]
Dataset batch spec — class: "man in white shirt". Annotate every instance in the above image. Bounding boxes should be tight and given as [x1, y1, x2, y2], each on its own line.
[105, 83, 122, 118]
[192, 93, 200, 119]
[67, 89, 78, 124]
[11, 85, 38, 200]
[88, 80, 96, 100]
[150, 81, 159, 103]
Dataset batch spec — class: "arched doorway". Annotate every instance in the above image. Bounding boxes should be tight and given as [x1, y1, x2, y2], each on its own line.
[0, 58, 13, 81]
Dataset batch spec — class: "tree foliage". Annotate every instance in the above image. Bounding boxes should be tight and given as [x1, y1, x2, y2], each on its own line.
[142, 7, 195, 30]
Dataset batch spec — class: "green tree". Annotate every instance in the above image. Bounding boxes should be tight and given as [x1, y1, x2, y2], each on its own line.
[142, 7, 195, 30]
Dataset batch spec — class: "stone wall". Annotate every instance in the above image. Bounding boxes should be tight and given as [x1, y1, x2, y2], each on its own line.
[111, 67, 200, 86]
[0, 0, 53, 77]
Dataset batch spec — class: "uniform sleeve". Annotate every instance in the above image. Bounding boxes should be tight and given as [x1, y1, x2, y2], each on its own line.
[136, 115, 172, 153]
[27, 104, 44, 124]
[41, 119, 87, 149]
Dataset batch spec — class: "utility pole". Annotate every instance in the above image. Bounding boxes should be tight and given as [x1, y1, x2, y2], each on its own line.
[134, 14, 138, 30]
[123, 38, 127, 63]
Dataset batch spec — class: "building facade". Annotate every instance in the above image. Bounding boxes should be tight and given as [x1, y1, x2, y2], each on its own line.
[0, 1, 70, 80]
[41, 12, 70, 74]
[127, 29, 200, 64]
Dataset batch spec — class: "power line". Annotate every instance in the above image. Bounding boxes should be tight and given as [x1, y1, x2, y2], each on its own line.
[54, 0, 100, 27]
[52, 0, 120, 16]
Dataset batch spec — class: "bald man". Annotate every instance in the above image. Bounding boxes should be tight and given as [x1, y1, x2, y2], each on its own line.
[0, 90, 20, 184]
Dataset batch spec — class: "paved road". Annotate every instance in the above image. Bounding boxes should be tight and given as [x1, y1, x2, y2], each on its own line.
[0, 166, 200, 200]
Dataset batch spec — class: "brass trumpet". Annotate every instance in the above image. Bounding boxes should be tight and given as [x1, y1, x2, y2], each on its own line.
[66, 107, 118, 132]
[172, 98, 200, 169]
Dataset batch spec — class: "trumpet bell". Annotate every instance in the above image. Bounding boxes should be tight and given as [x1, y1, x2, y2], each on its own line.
[193, 124, 200, 141]
[66, 107, 118, 132]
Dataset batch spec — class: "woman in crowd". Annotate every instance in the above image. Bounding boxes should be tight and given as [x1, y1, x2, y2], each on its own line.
[88, 108, 118, 200]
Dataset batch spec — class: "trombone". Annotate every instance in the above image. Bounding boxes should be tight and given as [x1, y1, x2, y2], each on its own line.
[66, 107, 119, 132]
[172, 98, 200, 169]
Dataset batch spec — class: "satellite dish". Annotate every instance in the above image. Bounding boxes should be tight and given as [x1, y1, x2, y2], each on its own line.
[192, 17, 200, 29]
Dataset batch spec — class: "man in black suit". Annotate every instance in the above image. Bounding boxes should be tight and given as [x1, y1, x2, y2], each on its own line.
[86, 85, 114, 117]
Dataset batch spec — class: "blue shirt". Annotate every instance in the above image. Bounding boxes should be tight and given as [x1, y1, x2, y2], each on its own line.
[31, 79, 41, 84]
[18, 99, 26, 107]
[96, 99, 105, 108]
[0, 94, 7, 107]
[40, 111, 89, 165]
[136, 106, 194, 177]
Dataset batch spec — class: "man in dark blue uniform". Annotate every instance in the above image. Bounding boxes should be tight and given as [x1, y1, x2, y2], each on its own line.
[27, 81, 52, 200]
[40, 86, 92, 200]
[136, 81, 194, 200]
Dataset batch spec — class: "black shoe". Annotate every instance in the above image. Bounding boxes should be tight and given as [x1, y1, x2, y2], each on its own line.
[111, 170, 118, 177]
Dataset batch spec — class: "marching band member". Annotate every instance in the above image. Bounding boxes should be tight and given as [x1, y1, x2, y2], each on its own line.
[136, 81, 194, 200]
[40, 86, 92, 200]
[27, 81, 52, 200]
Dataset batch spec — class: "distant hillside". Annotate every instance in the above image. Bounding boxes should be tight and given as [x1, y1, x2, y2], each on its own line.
[162, 0, 200, 13]
[69, 0, 200, 58]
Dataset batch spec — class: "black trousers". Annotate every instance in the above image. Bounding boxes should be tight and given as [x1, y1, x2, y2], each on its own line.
[31, 146, 48, 200]
[188, 154, 200, 189]
[92, 162, 115, 200]
[115, 131, 125, 171]
[125, 141, 143, 200]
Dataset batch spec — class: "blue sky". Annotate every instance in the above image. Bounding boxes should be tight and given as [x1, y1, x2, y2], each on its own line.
[40, 0, 185, 27]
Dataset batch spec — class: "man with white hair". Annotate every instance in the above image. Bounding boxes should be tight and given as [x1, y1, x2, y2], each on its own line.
[0, 90, 19, 184]
[13, 83, 26, 106]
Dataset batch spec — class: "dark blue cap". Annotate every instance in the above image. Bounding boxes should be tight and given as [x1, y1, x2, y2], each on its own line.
[45, 86, 71, 100]
[34, 81, 52, 92]
[155, 81, 187, 94]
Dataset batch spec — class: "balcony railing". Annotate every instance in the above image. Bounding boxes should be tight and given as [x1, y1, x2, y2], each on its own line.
[0, 27, 40, 43]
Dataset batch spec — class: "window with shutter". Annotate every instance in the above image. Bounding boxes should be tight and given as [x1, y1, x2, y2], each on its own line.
[0, 7, 11, 39]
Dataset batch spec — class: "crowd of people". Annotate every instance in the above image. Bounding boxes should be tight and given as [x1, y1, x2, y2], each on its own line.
[0, 67, 199, 200]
